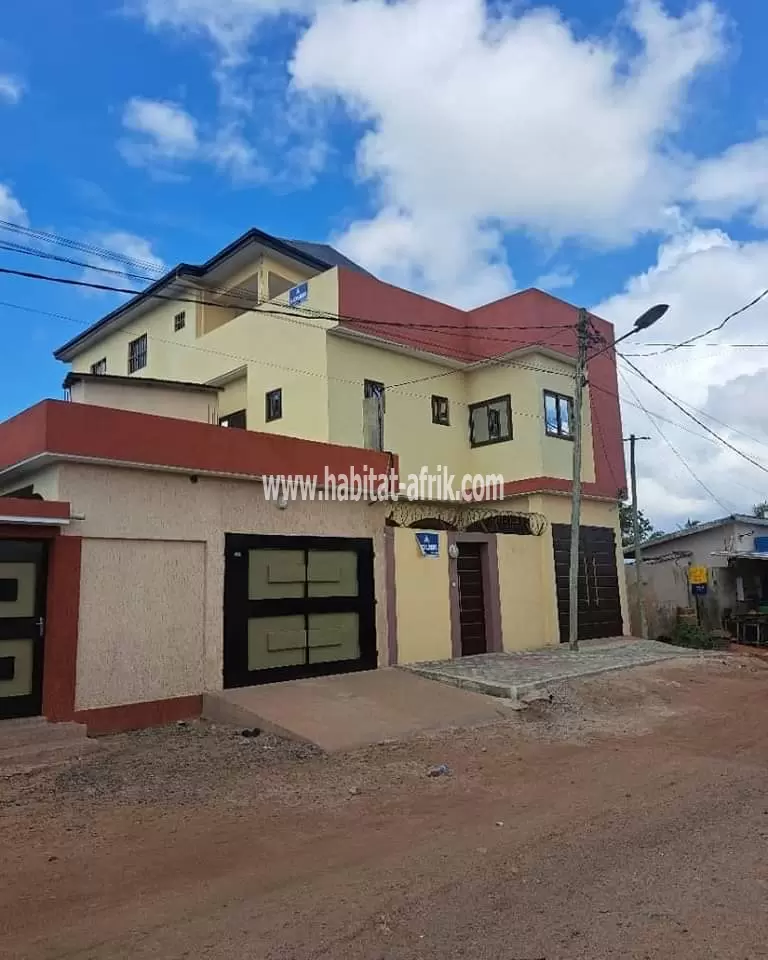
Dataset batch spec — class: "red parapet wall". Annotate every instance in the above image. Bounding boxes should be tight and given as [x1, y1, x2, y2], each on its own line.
[0, 400, 397, 483]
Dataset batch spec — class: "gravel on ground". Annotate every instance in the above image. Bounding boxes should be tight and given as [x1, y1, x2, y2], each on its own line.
[1, 655, 766, 960]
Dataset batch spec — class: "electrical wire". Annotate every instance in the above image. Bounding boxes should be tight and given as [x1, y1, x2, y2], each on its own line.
[618, 370, 736, 513]
[648, 285, 768, 356]
[0, 297, 568, 421]
[0, 223, 577, 335]
[618, 353, 768, 477]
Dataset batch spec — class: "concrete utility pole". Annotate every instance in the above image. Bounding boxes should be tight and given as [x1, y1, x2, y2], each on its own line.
[626, 434, 651, 638]
[568, 308, 590, 651]
[568, 302, 669, 653]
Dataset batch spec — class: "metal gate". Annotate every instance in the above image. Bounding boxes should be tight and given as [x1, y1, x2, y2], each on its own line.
[552, 524, 623, 643]
[223, 534, 377, 687]
[0, 540, 47, 719]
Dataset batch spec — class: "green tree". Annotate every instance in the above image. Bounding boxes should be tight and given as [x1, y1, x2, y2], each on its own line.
[619, 501, 658, 549]
[753, 501, 768, 518]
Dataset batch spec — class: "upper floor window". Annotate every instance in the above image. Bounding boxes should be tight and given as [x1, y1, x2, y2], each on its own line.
[544, 390, 574, 439]
[431, 395, 450, 426]
[219, 409, 247, 429]
[469, 395, 512, 447]
[90, 358, 107, 376]
[127, 334, 148, 374]
[265, 388, 283, 422]
[363, 379, 385, 451]
[173, 311, 186, 331]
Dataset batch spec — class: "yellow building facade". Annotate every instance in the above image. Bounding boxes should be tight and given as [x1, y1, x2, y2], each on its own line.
[54, 229, 630, 663]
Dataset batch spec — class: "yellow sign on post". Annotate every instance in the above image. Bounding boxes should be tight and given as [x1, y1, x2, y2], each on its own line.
[688, 565, 708, 585]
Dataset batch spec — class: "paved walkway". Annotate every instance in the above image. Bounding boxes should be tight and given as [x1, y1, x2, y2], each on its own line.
[406, 637, 706, 699]
[203, 669, 515, 751]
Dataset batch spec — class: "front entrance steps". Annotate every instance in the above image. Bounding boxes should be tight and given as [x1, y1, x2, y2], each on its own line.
[0, 717, 101, 777]
[203, 668, 514, 752]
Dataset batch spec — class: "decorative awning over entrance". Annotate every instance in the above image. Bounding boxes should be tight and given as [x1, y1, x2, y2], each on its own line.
[385, 501, 547, 536]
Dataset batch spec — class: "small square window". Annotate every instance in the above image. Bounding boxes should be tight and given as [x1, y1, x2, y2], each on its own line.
[265, 388, 283, 422]
[174, 311, 186, 331]
[90, 358, 107, 376]
[431, 395, 450, 426]
[128, 333, 148, 373]
[544, 390, 574, 439]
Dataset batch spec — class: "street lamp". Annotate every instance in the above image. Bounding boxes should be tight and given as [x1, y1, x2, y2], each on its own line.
[567, 303, 669, 651]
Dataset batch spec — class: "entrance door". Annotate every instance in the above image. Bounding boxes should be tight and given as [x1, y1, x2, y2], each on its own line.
[552, 524, 623, 642]
[0, 540, 46, 720]
[223, 535, 377, 687]
[457, 542, 487, 656]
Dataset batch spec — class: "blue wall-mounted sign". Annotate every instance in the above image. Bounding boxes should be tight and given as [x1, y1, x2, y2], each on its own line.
[415, 532, 440, 558]
[289, 282, 308, 306]
[691, 583, 708, 596]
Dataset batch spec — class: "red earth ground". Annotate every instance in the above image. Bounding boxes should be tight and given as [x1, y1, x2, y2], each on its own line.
[1, 656, 767, 960]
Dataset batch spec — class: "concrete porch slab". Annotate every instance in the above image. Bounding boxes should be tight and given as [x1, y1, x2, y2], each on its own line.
[405, 637, 707, 700]
[203, 668, 515, 752]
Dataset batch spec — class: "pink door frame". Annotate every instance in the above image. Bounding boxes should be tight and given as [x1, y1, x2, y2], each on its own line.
[447, 532, 503, 658]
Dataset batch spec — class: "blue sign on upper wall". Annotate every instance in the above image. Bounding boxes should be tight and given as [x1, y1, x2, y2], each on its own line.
[415, 532, 440, 558]
[289, 282, 308, 306]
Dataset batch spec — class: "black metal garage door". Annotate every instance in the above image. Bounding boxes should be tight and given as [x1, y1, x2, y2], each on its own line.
[552, 524, 623, 643]
[223, 534, 377, 687]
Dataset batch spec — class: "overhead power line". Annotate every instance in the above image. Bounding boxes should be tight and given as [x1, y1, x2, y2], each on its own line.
[618, 353, 768, 477]
[618, 370, 735, 513]
[0, 297, 571, 418]
[0, 220, 577, 336]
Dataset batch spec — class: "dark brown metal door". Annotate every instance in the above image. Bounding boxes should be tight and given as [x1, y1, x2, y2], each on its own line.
[552, 524, 623, 643]
[0, 540, 46, 719]
[457, 542, 487, 656]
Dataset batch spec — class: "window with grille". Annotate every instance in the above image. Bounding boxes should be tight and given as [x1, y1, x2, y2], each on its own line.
[128, 334, 148, 373]
[173, 311, 186, 331]
[468, 395, 512, 447]
[431, 395, 450, 426]
[544, 390, 574, 439]
[90, 358, 107, 375]
[265, 388, 283, 422]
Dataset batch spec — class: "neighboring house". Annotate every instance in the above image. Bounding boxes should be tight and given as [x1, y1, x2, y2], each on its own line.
[52, 227, 630, 649]
[626, 516, 768, 642]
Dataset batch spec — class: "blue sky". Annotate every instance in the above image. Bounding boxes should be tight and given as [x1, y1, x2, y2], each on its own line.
[3, 0, 768, 527]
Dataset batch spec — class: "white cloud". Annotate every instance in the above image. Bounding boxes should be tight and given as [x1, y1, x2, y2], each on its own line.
[119, 96, 269, 181]
[594, 226, 768, 530]
[0, 183, 28, 225]
[290, 0, 724, 304]
[79, 231, 166, 294]
[0, 74, 23, 105]
[137, 0, 317, 64]
[120, 97, 200, 168]
[689, 136, 768, 227]
[535, 268, 577, 292]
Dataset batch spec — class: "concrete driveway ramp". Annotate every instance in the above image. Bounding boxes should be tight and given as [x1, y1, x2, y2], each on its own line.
[202, 668, 511, 752]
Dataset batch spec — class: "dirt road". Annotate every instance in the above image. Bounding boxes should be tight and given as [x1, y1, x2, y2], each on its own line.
[1, 657, 767, 959]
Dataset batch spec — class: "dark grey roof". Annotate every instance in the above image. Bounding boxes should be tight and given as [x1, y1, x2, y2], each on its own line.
[54, 229, 375, 361]
[278, 239, 374, 277]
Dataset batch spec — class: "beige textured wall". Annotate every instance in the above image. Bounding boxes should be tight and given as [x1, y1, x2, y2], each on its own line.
[57, 462, 388, 707]
[393, 527, 452, 663]
[497, 534, 559, 650]
[75, 539, 206, 710]
[69, 379, 218, 423]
